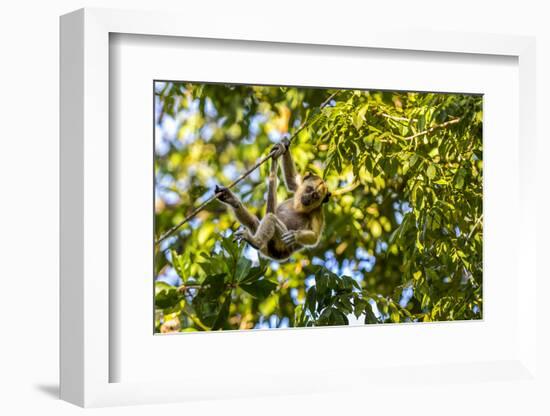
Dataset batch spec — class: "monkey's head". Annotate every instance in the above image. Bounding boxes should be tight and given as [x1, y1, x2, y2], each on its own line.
[294, 173, 331, 212]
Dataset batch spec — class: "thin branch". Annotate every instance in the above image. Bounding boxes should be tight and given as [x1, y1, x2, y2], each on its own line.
[155, 90, 340, 246]
[403, 117, 461, 140]
[381, 113, 416, 122]
[466, 214, 483, 241]
[177, 284, 201, 293]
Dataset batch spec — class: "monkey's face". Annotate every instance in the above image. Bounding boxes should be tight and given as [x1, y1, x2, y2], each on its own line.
[296, 174, 331, 212]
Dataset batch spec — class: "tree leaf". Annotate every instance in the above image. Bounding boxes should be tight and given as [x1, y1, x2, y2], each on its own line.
[364, 303, 378, 324]
[202, 273, 227, 298]
[330, 309, 349, 326]
[234, 257, 252, 282]
[211, 294, 231, 330]
[354, 297, 367, 318]
[240, 279, 277, 298]
[305, 287, 317, 316]
[317, 307, 333, 326]
[427, 164, 436, 180]
[154, 282, 180, 309]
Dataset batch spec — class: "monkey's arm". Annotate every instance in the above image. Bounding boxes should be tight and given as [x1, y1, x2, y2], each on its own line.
[215, 185, 260, 233]
[280, 139, 300, 192]
[266, 156, 278, 214]
[296, 214, 323, 245]
[282, 212, 323, 247]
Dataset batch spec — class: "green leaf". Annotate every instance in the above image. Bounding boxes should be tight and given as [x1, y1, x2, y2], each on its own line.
[373, 138, 382, 153]
[454, 168, 467, 189]
[354, 298, 366, 319]
[378, 299, 389, 316]
[337, 296, 354, 314]
[427, 164, 436, 180]
[364, 303, 378, 324]
[294, 304, 305, 327]
[239, 265, 266, 284]
[331, 309, 349, 326]
[315, 273, 329, 296]
[317, 307, 333, 326]
[220, 235, 240, 260]
[197, 256, 213, 276]
[418, 114, 426, 132]
[202, 273, 227, 298]
[305, 287, 317, 316]
[421, 293, 431, 310]
[365, 153, 374, 173]
[358, 103, 369, 120]
[389, 226, 401, 245]
[389, 303, 400, 323]
[234, 257, 252, 282]
[340, 275, 359, 291]
[155, 281, 173, 296]
[415, 238, 424, 252]
[211, 294, 231, 330]
[352, 113, 364, 130]
[171, 250, 186, 279]
[154, 282, 180, 309]
[240, 279, 277, 298]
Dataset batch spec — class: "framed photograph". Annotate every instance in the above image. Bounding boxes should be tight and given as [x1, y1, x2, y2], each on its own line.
[60, 8, 538, 408]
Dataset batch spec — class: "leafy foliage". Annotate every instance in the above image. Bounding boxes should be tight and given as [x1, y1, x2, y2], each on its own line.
[154, 82, 483, 333]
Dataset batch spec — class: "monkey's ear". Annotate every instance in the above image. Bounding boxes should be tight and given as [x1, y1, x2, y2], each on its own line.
[322, 192, 332, 204]
[303, 172, 313, 180]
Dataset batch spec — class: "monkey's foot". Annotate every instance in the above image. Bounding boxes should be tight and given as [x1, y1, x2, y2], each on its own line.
[233, 229, 260, 250]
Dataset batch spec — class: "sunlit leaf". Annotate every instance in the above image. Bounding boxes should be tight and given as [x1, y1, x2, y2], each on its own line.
[427, 164, 436, 180]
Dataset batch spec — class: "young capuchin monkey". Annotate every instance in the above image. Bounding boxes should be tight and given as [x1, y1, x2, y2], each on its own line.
[215, 138, 331, 261]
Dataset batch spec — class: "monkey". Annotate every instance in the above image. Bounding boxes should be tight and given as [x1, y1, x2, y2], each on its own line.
[215, 138, 331, 261]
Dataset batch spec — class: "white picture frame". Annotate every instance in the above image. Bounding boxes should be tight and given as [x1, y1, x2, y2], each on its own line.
[60, 7, 539, 408]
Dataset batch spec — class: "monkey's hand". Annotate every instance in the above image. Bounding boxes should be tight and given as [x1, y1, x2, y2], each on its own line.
[270, 138, 290, 159]
[215, 185, 240, 208]
[281, 230, 298, 247]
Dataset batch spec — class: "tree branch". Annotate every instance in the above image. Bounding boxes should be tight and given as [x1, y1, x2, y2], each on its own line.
[381, 113, 416, 123]
[466, 214, 483, 241]
[403, 117, 461, 140]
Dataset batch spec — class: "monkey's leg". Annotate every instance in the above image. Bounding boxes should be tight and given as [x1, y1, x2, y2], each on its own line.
[245, 213, 288, 250]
